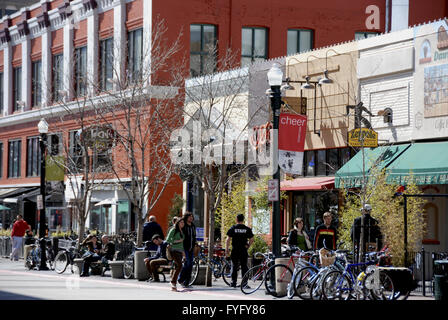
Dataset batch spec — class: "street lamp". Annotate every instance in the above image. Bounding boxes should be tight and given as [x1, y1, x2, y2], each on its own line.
[267, 63, 282, 258]
[37, 118, 49, 271]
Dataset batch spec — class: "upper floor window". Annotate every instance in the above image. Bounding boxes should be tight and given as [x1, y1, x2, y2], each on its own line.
[26, 136, 41, 177]
[32, 60, 42, 108]
[13, 67, 22, 112]
[303, 147, 357, 177]
[100, 37, 114, 91]
[74, 46, 87, 97]
[287, 29, 313, 56]
[241, 27, 267, 67]
[52, 54, 64, 103]
[190, 24, 217, 77]
[355, 32, 380, 40]
[128, 28, 143, 83]
[69, 130, 83, 172]
[8, 139, 21, 178]
[0, 73, 3, 115]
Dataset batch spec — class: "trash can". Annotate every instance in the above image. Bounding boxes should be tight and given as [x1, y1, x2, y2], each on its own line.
[434, 260, 448, 301]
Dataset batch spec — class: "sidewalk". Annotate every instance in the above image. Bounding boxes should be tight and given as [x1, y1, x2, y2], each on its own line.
[0, 257, 436, 300]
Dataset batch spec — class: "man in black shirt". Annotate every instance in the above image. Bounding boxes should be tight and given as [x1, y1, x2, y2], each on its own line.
[142, 216, 164, 250]
[178, 212, 197, 288]
[351, 204, 383, 253]
[225, 214, 254, 288]
[144, 234, 169, 282]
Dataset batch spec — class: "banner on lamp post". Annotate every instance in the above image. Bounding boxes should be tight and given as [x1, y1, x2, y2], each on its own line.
[278, 113, 307, 175]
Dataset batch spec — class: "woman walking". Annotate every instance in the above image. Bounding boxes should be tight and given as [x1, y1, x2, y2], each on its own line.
[166, 218, 185, 291]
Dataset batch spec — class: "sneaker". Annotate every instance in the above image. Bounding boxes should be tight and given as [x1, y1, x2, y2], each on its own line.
[171, 284, 178, 292]
[148, 278, 160, 283]
[80, 273, 89, 277]
[182, 284, 193, 289]
[230, 282, 237, 288]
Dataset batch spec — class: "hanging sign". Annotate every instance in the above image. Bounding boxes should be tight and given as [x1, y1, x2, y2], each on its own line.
[278, 113, 307, 175]
[348, 128, 378, 148]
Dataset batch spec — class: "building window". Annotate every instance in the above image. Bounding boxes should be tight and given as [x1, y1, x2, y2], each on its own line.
[0, 73, 3, 115]
[74, 46, 87, 97]
[241, 27, 267, 67]
[26, 136, 41, 177]
[32, 60, 42, 108]
[99, 37, 114, 91]
[8, 139, 21, 178]
[0, 142, 3, 178]
[48, 133, 62, 156]
[69, 130, 83, 171]
[303, 148, 356, 177]
[287, 29, 313, 56]
[13, 67, 22, 112]
[128, 28, 143, 83]
[190, 24, 217, 77]
[52, 54, 64, 103]
[355, 32, 380, 40]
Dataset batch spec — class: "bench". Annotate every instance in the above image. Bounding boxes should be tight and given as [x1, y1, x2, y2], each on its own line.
[75, 250, 121, 277]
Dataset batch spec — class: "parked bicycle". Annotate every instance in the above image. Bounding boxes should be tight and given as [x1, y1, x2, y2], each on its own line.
[25, 238, 55, 271]
[54, 239, 84, 274]
[240, 252, 275, 294]
[189, 245, 232, 286]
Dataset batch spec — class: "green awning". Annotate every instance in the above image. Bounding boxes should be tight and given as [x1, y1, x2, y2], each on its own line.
[335, 144, 411, 188]
[386, 141, 448, 185]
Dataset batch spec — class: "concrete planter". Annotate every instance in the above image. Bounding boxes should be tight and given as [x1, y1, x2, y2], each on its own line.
[109, 261, 124, 279]
[135, 250, 150, 281]
[192, 265, 207, 285]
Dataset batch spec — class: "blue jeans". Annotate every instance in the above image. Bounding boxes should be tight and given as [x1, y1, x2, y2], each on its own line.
[178, 249, 194, 285]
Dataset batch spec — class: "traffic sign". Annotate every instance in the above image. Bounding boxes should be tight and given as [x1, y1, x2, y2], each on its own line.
[267, 179, 279, 202]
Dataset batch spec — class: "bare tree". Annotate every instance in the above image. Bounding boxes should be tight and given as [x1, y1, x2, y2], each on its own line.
[173, 46, 266, 286]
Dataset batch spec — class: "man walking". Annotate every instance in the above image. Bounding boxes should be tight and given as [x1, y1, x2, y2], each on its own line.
[225, 214, 254, 288]
[178, 212, 197, 288]
[143, 216, 164, 250]
[10, 215, 30, 261]
[313, 211, 337, 250]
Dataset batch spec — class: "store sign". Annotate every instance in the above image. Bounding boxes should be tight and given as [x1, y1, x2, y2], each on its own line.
[79, 125, 117, 152]
[37, 195, 43, 210]
[348, 128, 378, 148]
[46, 155, 65, 181]
[278, 113, 307, 175]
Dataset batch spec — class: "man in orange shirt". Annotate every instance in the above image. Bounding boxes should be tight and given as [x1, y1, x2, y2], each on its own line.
[11, 214, 30, 261]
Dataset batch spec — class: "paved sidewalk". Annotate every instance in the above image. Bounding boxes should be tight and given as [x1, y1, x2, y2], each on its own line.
[0, 257, 435, 300]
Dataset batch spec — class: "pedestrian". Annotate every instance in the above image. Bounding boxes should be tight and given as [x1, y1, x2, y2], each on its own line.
[10, 215, 30, 261]
[351, 204, 383, 254]
[79, 234, 102, 277]
[313, 211, 337, 250]
[287, 217, 312, 251]
[142, 215, 165, 250]
[225, 214, 254, 288]
[23, 230, 35, 266]
[144, 234, 169, 282]
[178, 212, 197, 288]
[166, 218, 185, 291]
[99, 235, 115, 275]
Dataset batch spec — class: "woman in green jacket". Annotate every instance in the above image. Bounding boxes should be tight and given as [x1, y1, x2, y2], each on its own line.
[166, 218, 184, 291]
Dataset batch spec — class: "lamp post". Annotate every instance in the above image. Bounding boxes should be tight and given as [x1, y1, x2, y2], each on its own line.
[37, 118, 49, 271]
[267, 63, 283, 258]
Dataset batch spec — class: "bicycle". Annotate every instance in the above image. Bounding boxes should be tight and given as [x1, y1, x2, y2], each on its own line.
[240, 252, 275, 294]
[54, 239, 85, 274]
[321, 251, 395, 300]
[189, 245, 231, 286]
[123, 241, 152, 279]
[25, 238, 55, 271]
[286, 249, 319, 299]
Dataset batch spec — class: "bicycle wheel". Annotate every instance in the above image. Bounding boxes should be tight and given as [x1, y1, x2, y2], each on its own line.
[322, 270, 352, 300]
[188, 258, 200, 286]
[264, 264, 293, 298]
[222, 259, 233, 286]
[212, 260, 223, 279]
[123, 254, 134, 279]
[54, 251, 68, 274]
[368, 271, 395, 300]
[241, 264, 266, 295]
[293, 266, 318, 300]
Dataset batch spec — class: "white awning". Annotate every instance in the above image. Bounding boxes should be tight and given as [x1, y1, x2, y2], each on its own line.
[3, 198, 18, 203]
[94, 198, 118, 206]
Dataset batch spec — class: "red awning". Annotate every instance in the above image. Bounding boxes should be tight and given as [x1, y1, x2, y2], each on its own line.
[280, 177, 335, 191]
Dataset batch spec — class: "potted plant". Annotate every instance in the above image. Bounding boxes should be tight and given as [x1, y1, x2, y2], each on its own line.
[248, 235, 268, 268]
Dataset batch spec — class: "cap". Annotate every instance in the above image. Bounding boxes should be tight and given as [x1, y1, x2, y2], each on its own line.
[363, 204, 372, 211]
